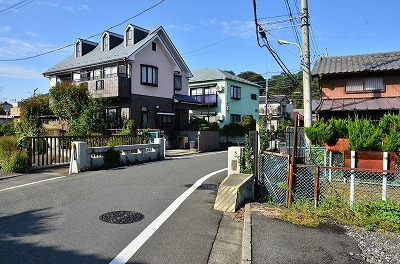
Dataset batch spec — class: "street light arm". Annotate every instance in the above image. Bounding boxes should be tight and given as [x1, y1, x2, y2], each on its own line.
[277, 40, 302, 56]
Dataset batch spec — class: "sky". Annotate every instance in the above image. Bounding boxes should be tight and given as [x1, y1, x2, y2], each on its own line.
[0, 0, 399, 103]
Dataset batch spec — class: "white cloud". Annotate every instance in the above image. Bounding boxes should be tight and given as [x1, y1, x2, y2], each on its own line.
[0, 36, 54, 59]
[167, 24, 199, 32]
[40, 1, 89, 12]
[0, 26, 11, 33]
[221, 20, 255, 38]
[0, 63, 43, 79]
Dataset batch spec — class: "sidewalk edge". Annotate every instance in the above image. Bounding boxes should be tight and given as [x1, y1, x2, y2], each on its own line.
[241, 203, 252, 264]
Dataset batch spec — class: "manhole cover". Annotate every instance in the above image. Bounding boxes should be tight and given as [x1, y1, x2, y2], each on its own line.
[99, 211, 144, 224]
[184, 184, 218, 190]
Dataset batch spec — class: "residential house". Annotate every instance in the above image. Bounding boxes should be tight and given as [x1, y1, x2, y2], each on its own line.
[43, 24, 199, 138]
[259, 94, 293, 130]
[188, 69, 260, 128]
[0, 101, 12, 114]
[312, 51, 400, 120]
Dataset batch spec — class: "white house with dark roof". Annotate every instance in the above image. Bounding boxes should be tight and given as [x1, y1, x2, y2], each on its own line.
[189, 69, 260, 128]
[43, 24, 200, 137]
[312, 51, 400, 120]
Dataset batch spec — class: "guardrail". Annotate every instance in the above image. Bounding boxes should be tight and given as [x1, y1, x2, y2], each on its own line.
[69, 138, 165, 173]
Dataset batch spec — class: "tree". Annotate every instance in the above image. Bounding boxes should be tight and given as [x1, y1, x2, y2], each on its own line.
[238, 71, 265, 85]
[20, 94, 51, 136]
[49, 82, 108, 136]
[267, 70, 320, 109]
[223, 70, 236, 75]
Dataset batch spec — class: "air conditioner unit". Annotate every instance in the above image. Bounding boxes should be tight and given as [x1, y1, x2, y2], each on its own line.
[215, 85, 224, 92]
[217, 114, 224, 121]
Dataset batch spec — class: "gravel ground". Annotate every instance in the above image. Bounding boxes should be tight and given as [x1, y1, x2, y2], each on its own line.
[251, 204, 400, 264]
[344, 225, 400, 264]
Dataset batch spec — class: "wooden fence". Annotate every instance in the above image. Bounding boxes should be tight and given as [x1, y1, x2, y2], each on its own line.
[24, 135, 143, 170]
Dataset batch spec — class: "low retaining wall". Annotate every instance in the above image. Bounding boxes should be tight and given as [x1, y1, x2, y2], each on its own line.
[69, 138, 165, 174]
[214, 173, 254, 212]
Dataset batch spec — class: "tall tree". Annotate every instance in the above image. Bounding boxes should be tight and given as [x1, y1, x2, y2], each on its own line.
[49, 82, 108, 136]
[20, 94, 52, 136]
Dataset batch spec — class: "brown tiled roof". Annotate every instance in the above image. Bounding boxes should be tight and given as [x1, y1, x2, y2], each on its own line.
[315, 97, 400, 112]
[312, 51, 400, 76]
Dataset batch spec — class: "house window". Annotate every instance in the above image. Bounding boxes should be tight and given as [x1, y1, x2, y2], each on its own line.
[251, 93, 257, 100]
[80, 70, 91, 81]
[161, 115, 173, 125]
[141, 65, 158, 86]
[152, 42, 157, 51]
[345, 77, 384, 93]
[102, 34, 109, 51]
[231, 86, 241, 99]
[174, 75, 182, 90]
[190, 86, 217, 105]
[126, 27, 133, 46]
[96, 80, 104, 90]
[230, 114, 241, 123]
[76, 41, 81, 57]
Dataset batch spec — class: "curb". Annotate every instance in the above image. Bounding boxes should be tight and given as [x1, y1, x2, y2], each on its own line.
[241, 203, 252, 264]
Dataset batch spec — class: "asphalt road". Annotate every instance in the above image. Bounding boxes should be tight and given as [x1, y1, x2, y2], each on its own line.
[0, 151, 228, 264]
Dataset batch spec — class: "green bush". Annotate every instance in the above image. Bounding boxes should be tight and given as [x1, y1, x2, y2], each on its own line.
[0, 135, 20, 158]
[347, 116, 381, 151]
[0, 135, 28, 172]
[1, 150, 28, 173]
[0, 123, 16, 136]
[102, 148, 122, 169]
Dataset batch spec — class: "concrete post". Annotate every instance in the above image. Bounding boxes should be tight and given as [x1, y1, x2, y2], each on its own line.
[350, 150, 356, 209]
[69, 141, 88, 174]
[154, 138, 165, 158]
[228, 146, 243, 176]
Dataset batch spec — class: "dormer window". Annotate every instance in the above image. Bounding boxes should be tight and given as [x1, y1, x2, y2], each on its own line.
[102, 34, 109, 51]
[126, 27, 133, 46]
[75, 41, 81, 57]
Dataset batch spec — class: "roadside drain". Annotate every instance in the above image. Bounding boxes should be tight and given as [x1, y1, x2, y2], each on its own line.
[99, 211, 144, 224]
[184, 183, 219, 190]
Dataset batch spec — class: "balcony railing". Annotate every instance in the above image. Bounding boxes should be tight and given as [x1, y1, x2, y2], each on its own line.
[74, 73, 130, 98]
[191, 94, 218, 106]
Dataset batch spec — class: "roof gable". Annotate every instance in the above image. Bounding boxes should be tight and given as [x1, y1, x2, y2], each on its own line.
[312, 51, 400, 76]
[43, 25, 191, 76]
[189, 68, 260, 87]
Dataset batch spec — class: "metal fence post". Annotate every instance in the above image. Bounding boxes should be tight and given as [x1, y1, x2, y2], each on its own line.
[314, 165, 319, 208]
[382, 151, 388, 201]
[350, 150, 356, 209]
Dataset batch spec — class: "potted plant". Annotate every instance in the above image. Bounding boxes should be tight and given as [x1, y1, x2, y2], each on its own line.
[305, 118, 349, 152]
[344, 115, 398, 170]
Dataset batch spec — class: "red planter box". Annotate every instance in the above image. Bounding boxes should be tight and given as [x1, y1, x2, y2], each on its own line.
[344, 150, 398, 170]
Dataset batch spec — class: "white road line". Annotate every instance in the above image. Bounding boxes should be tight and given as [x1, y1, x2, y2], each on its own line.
[0, 176, 66, 193]
[168, 150, 227, 159]
[109, 167, 228, 264]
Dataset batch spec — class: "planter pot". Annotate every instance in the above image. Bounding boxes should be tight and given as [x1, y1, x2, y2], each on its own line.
[325, 138, 349, 153]
[344, 150, 398, 170]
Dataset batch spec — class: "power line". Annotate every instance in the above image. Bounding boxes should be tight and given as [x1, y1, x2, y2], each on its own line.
[0, 0, 35, 17]
[284, 0, 301, 46]
[253, 0, 301, 87]
[0, 0, 166, 61]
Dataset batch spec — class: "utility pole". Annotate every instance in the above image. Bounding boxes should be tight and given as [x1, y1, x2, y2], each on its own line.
[301, 0, 312, 132]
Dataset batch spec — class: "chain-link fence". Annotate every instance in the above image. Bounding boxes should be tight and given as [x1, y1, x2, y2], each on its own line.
[259, 152, 289, 204]
[320, 167, 400, 206]
[259, 156, 400, 208]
